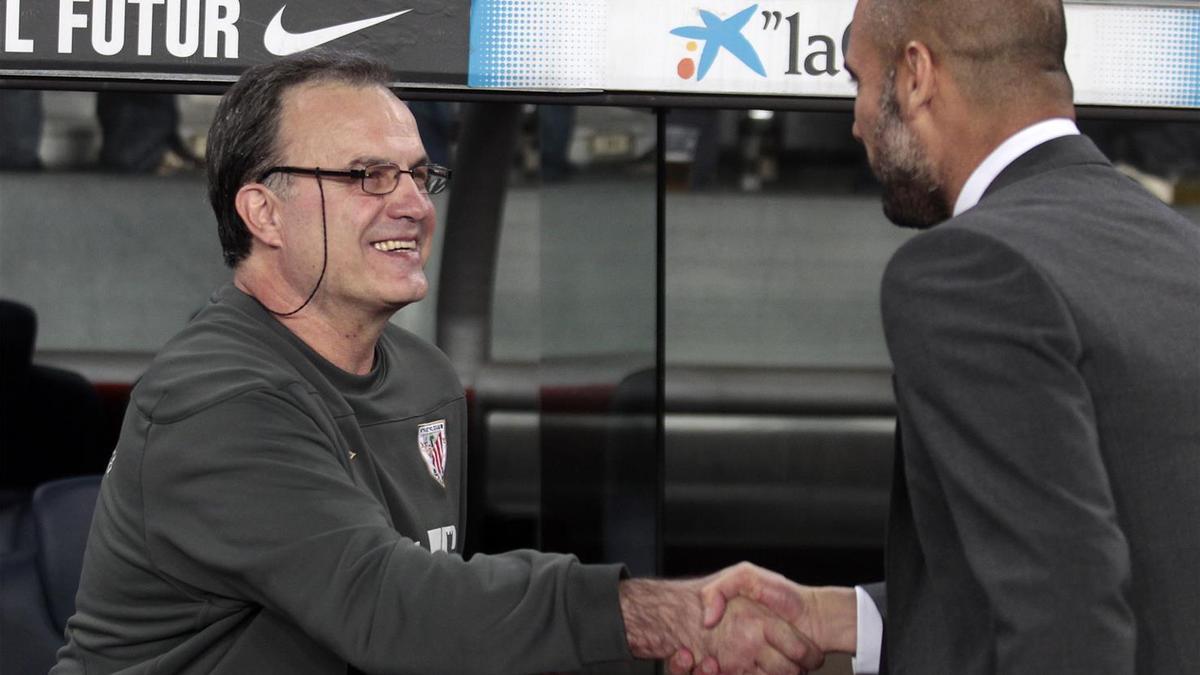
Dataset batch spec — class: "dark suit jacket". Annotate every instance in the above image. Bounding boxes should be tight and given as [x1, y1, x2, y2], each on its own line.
[871, 134, 1200, 674]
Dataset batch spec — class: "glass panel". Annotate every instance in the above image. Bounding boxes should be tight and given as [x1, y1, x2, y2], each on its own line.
[0, 91, 225, 360]
[663, 108, 899, 594]
[486, 106, 660, 584]
[1080, 118, 1200, 219]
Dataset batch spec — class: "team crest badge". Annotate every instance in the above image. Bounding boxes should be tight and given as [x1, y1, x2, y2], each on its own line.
[417, 420, 448, 487]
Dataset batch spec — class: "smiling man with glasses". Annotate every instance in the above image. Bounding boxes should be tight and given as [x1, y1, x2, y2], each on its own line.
[52, 50, 818, 675]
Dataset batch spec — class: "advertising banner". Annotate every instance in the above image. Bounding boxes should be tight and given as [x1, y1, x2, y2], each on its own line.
[1067, 4, 1200, 108]
[0, 0, 470, 85]
[1, 0, 1197, 108]
[469, 0, 1200, 108]
[469, 0, 856, 97]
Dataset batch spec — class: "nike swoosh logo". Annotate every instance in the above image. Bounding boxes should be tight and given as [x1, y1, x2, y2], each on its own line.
[263, 6, 412, 56]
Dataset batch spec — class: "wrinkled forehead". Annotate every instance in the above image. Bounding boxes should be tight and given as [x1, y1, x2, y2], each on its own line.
[275, 81, 420, 163]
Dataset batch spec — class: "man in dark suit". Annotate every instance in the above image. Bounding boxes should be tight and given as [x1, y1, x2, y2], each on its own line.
[681, 0, 1200, 673]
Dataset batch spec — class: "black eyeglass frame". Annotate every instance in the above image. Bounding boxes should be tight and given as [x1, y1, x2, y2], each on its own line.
[259, 162, 452, 195]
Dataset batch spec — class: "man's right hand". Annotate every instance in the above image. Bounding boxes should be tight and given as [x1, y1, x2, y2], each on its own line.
[705, 595, 826, 674]
[667, 562, 859, 674]
[619, 577, 824, 675]
[703, 563, 857, 654]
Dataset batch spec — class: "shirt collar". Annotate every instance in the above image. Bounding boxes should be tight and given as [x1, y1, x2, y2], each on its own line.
[952, 118, 1080, 216]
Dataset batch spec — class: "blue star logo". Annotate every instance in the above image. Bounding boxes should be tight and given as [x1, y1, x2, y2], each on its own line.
[670, 4, 767, 81]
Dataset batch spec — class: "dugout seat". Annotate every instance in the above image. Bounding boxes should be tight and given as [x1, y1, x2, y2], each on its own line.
[0, 299, 107, 490]
[0, 475, 102, 675]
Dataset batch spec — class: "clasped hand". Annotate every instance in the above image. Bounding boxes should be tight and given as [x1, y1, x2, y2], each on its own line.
[668, 563, 838, 675]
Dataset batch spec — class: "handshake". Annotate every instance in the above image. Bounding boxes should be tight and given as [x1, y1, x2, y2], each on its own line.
[619, 563, 858, 675]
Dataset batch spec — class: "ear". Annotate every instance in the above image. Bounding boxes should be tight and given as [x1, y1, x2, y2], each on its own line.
[235, 183, 285, 250]
[896, 40, 936, 117]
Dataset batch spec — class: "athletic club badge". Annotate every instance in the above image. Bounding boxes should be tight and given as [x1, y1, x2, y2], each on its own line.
[417, 420, 448, 487]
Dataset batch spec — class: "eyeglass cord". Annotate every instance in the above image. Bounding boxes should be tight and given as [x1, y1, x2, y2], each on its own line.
[262, 169, 329, 317]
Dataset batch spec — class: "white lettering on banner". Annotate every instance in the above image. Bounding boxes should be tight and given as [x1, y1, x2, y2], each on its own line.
[58, 0, 88, 53]
[4, 0, 35, 52]
[166, 0, 201, 57]
[55, 0, 238, 58]
[92, 0, 126, 56]
[427, 525, 457, 553]
[128, 0, 164, 56]
[203, 0, 237, 58]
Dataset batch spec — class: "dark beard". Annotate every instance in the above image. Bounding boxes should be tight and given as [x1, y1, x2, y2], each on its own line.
[870, 76, 950, 229]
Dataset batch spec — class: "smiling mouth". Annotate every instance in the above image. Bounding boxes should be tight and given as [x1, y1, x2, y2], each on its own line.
[372, 239, 417, 253]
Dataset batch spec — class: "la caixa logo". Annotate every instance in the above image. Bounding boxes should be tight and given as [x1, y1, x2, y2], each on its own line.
[669, 3, 851, 82]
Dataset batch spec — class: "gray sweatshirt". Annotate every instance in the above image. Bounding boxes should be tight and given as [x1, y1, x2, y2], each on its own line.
[52, 284, 630, 674]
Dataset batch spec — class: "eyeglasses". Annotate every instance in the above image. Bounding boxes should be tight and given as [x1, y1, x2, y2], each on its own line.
[260, 162, 452, 195]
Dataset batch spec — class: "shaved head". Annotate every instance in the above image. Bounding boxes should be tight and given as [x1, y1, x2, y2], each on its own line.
[859, 0, 1073, 104]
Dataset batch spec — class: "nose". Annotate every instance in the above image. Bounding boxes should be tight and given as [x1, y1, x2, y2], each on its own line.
[385, 172, 433, 220]
[399, 169, 425, 194]
[851, 118, 863, 142]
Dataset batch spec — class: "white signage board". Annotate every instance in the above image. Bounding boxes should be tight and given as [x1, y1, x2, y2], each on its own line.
[468, 0, 1200, 108]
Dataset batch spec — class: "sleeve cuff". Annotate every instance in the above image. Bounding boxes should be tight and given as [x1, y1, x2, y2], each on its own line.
[851, 585, 883, 674]
[566, 562, 633, 665]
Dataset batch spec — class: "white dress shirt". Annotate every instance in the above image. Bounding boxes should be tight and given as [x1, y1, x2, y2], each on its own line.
[953, 118, 1081, 215]
[851, 117, 1080, 675]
